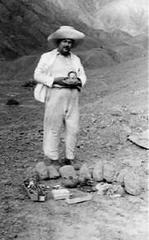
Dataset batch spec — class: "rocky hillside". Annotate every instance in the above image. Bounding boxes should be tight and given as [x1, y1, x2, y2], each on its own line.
[0, 0, 148, 60]
[50, 0, 148, 35]
[0, 0, 101, 59]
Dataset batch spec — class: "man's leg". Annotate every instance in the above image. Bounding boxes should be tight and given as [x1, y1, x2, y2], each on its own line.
[65, 90, 79, 160]
[43, 89, 64, 161]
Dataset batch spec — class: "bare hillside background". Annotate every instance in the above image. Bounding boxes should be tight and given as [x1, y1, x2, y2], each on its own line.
[0, 0, 148, 62]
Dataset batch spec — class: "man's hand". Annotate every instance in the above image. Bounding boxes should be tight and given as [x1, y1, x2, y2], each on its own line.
[53, 76, 82, 88]
[53, 77, 70, 86]
[53, 77, 66, 84]
[68, 78, 82, 86]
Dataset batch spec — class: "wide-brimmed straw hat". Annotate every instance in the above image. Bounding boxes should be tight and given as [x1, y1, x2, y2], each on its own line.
[47, 26, 85, 48]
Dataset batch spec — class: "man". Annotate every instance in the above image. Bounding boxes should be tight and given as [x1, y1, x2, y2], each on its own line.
[34, 26, 87, 166]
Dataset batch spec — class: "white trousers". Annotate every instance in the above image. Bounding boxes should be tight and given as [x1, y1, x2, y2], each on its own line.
[43, 88, 79, 160]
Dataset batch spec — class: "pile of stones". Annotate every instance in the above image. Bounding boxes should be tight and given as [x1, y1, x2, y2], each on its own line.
[26, 160, 143, 196]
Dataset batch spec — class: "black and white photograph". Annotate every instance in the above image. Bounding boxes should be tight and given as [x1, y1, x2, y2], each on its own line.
[0, 0, 148, 239]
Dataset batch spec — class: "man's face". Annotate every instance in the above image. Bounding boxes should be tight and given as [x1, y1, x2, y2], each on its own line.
[58, 39, 73, 56]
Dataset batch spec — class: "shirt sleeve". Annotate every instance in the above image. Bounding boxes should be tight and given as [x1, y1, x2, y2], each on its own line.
[34, 53, 54, 87]
[76, 57, 87, 87]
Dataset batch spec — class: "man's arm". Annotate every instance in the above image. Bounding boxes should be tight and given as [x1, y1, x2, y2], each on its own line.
[73, 55, 87, 87]
[34, 53, 54, 87]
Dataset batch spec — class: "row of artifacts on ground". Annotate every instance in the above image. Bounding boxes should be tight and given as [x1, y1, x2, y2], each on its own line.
[23, 160, 143, 202]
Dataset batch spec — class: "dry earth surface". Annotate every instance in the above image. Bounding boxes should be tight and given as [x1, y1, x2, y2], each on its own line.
[0, 55, 148, 240]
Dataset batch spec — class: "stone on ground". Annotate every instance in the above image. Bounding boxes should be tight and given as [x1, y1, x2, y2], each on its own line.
[107, 183, 125, 196]
[6, 98, 20, 105]
[62, 177, 78, 188]
[92, 160, 103, 182]
[128, 129, 149, 149]
[25, 166, 39, 182]
[124, 171, 142, 195]
[59, 165, 77, 179]
[47, 165, 60, 179]
[78, 163, 92, 184]
[116, 168, 129, 185]
[103, 162, 116, 183]
[35, 161, 48, 180]
[59, 165, 78, 188]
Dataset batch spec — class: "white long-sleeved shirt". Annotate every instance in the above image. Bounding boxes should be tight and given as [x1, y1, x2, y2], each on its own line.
[34, 49, 87, 87]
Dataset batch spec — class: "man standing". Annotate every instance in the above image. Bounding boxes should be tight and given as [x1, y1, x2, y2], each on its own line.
[34, 26, 87, 166]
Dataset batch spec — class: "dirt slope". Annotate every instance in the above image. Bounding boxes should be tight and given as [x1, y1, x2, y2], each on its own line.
[0, 55, 148, 239]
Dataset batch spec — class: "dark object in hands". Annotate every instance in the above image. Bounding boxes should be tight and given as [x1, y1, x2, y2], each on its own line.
[68, 71, 81, 86]
[68, 71, 77, 79]
[53, 71, 82, 89]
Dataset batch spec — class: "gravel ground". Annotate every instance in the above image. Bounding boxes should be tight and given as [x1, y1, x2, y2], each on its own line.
[0, 56, 148, 240]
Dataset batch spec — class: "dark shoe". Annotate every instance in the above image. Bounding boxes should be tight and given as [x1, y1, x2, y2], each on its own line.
[60, 158, 72, 166]
[65, 159, 72, 165]
[62, 158, 80, 170]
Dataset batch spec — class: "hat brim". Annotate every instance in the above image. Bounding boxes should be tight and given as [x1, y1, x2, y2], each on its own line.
[48, 38, 84, 48]
[47, 27, 85, 48]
